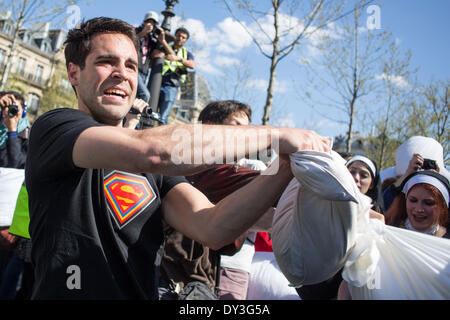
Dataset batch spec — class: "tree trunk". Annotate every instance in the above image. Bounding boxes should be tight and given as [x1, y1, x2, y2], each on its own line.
[346, 99, 355, 152]
[345, 8, 359, 153]
[262, 0, 280, 125]
[262, 56, 278, 125]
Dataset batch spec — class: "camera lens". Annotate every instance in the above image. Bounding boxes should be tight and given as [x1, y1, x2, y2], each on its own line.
[8, 104, 19, 117]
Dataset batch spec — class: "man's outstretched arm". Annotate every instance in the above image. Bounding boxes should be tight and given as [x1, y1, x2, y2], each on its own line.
[73, 123, 330, 176]
[161, 158, 293, 250]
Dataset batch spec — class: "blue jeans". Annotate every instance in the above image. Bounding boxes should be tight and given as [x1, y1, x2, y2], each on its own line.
[0, 252, 23, 299]
[158, 85, 179, 125]
[136, 71, 150, 103]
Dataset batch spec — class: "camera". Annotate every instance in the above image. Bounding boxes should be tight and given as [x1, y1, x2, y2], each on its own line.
[422, 158, 437, 170]
[140, 106, 164, 129]
[7, 104, 19, 117]
[153, 28, 161, 36]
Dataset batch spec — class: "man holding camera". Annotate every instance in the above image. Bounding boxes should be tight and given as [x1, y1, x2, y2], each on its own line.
[0, 91, 30, 298]
[157, 27, 195, 124]
[0, 91, 29, 169]
[135, 11, 168, 103]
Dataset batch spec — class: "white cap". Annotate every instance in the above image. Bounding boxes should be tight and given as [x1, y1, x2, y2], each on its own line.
[402, 174, 449, 206]
[380, 136, 450, 182]
[144, 11, 159, 24]
[346, 155, 377, 178]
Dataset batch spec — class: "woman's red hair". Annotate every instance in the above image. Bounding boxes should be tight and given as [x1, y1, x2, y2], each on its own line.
[385, 183, 449, 227]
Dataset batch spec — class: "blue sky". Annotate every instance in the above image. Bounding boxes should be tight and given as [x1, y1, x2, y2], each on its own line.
[49, 0, 450, 138]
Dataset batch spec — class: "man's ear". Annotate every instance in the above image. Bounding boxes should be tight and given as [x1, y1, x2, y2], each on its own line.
[67, 62, 80, 87]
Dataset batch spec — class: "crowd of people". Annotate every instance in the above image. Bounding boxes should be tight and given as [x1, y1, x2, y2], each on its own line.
[0, 13, 448, 301]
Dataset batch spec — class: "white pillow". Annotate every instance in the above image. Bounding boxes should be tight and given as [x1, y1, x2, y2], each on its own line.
[272, 151, 370, 286]
[246, 251, 301, 300]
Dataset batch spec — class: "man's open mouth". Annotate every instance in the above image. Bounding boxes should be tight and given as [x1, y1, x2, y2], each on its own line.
[104, 88, 127, 98]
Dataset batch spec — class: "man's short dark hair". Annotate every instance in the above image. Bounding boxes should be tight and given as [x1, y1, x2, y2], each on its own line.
[1, 90, 25, 107]
[198, 100, 252, 124]
[175, 27, 190, 39]
[64, 17, 139, 70]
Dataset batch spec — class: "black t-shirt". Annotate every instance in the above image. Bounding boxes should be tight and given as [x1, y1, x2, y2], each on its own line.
[26, 108, 187, 299]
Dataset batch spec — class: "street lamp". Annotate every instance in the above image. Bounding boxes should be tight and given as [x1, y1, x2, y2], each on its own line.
[160, 0, 179, 33]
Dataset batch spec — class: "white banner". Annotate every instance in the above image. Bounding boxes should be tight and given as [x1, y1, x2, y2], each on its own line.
[0, 167, 25, 227]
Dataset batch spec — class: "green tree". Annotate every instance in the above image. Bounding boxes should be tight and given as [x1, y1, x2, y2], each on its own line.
[405, 80, 449, 162]
[299, 6, 391, 152]
[222, 0, 373, 125]
[364, 40, 416, 169]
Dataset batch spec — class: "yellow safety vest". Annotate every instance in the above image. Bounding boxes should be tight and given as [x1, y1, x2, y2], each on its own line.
[9, 185, 30, 239]
[162, 46, 188, 83]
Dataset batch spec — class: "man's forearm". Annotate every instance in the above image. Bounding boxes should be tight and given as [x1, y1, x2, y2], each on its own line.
[202, 159, 292, 249]
[74, 122, 328, 178]
[134, 123, 279, 176]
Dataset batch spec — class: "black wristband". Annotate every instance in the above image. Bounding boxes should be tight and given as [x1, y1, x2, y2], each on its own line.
[129, 107, 141, 115]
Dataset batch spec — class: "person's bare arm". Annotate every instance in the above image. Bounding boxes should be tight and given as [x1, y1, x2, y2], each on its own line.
[123, 98, 148, 129]
[72, 124, 330, 176]
[393, 153, 423, 187]
[161, 159, 293, 250]
[248, 207, 275, 233]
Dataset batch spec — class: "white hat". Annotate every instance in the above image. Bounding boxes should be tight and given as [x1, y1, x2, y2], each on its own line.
[346, 155, 377, 178]
[144, 11, 159, 24]
[380, 136, 450, 182]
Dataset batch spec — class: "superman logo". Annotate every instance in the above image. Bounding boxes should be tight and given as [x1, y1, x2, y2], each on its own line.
[104, 171, 156, 229]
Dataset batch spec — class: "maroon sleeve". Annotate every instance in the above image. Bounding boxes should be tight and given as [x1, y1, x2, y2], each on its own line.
[186, 164, 261, 256]
[186, 164, 260, 204]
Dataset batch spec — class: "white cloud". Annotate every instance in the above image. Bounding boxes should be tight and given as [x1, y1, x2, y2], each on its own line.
[169, 17, 253, 75]
[245, 78, 288, 93]
[214, 56, 240, 67]
[275, 113, 296, 128]
[216, 17, 252, 53]
[246, 78, 267, 91]
[193, 47, 223, 75]
[305, 22, 345, 58]
[375, 73, 409, 88]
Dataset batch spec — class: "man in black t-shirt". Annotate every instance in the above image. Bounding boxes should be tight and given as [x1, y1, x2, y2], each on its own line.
[26, 17, 330, 299]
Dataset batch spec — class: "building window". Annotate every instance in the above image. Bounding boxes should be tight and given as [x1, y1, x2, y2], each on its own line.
[5, 23, 11, 35]
[17, 57, 26, 76]
[0, 49, 6, 69]
[35, 65, 44, 83]
[27, 93, 40, 115]
[60, 78, 71, 90]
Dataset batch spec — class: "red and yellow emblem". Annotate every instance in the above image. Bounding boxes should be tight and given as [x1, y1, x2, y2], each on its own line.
[104, 171, 156, 228]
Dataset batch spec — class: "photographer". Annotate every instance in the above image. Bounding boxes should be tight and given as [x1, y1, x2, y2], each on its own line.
[383, 153, 442, 211]
[157, 27, 195, 124]
[0, 91, 31, 299]
[135, 11, 172, 104]
[0, 91, 29, 169]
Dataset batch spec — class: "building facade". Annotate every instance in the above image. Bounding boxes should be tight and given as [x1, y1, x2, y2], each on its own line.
[0, 12, 76, 122]
[169, 71, 211, 124]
